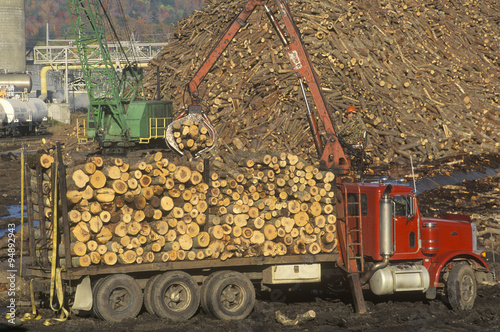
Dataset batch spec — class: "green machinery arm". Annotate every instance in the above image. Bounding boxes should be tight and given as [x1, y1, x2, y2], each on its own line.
[67, 0, 142, 147]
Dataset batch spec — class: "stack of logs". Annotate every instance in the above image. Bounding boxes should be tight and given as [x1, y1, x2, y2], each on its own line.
[143, 0, 500, 166]
[30, 150, 338, 267]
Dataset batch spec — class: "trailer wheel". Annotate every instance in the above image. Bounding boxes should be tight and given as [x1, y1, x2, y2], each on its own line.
[200, 271, 226, 314]
[92, 277, 107, 319]
[94, 274, 143, 322]
[151, 271, 200, 321]
[446, 263, 477, 311]
[205, 271, 255, 320]
[143, 274, 161, 316]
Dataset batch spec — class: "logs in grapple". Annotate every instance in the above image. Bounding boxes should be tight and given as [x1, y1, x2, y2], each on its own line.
[171, 118, 214, 155]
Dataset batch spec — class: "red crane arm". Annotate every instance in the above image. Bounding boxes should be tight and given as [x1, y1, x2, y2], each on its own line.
[186, 0, 350, 173]
[188, 0, 265, 103]
[271, 0, 349, 172]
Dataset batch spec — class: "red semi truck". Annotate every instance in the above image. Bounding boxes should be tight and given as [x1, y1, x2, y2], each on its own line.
[341, 182, 491, 312]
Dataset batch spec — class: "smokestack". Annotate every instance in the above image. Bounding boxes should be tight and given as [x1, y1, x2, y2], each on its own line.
[0, 0, 26, 73]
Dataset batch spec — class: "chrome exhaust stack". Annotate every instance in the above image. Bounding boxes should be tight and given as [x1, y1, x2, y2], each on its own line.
[360, 184, 393, 284]
[379, 184, 394, 257]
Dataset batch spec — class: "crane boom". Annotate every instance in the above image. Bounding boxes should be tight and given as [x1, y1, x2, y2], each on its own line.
[68, 0, 173, 151]
[267, 0, 349, 172]
[181, 0, 350, 173]
[68, 0, 127, 143]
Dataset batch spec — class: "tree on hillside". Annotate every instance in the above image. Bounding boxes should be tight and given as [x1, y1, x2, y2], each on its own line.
[25, 0, 203, 45]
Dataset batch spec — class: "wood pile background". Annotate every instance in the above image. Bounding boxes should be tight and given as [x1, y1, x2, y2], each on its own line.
[143, 0, 500, 167]
[30, 151, 338, 267]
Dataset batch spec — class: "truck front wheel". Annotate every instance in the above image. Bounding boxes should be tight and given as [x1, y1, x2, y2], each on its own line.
[446, 263, 477, 311]
[94, 274, 143, 322]
[151, 271, 200, 321]
[204, 271, 255, 320]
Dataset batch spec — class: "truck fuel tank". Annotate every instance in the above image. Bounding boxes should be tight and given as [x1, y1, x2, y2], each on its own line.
[370, 264, 430, 295]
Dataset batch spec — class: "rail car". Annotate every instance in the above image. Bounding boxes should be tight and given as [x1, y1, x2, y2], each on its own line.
[0, 98, 48, 136]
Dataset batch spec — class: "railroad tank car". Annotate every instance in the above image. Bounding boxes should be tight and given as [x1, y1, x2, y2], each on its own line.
[0, 98, 48, 135]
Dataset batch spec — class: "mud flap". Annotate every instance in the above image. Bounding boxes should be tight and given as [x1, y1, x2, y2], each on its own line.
[476, 270, 496, 285]
[425, 287, 437, 299]
[72, 276, 92, 311]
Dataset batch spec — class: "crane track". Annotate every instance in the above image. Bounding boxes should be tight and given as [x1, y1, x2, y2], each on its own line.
[0, 134, 50, 142]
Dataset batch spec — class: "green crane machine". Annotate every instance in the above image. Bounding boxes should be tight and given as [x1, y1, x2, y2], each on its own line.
[68, 0, 173, 152]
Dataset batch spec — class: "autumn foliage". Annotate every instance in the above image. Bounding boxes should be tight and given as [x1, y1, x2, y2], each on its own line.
[25, 0, 203, 47]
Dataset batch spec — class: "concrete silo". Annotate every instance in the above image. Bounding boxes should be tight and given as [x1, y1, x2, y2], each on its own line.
[0, 0, 48, 133]
[0, 0, 26, 73]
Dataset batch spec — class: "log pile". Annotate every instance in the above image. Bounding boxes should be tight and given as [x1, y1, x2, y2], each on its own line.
[143, 0, 500, 167]
[30, 151, 338, 267]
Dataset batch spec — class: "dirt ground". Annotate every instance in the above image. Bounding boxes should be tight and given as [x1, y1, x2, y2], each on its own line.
[1, 124, 499, 331]
[1, 282, 499, 332]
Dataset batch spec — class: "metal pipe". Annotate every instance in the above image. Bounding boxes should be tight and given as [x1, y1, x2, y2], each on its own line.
[360, 184, 393, 284]
[360, 254, 390, 284]
[264, 4, 288, 46]
[299, 78, 323, 156]
[40, 62, 150, 96]
[490, 228, 497, 281]
[156, 66, 161, 100]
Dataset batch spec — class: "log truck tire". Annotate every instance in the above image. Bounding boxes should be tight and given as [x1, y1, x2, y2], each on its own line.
[94, 274, 144, 322]
[144, 274, 161, 316]
[446, 262, 477, 311]
[151, 271, 200, 321]
[204, 271, 255, 320]
[92, 277, 106, 319]
[200, 271, 227, 314]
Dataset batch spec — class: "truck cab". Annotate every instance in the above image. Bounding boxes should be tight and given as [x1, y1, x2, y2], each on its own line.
[341, 181, 491, 310]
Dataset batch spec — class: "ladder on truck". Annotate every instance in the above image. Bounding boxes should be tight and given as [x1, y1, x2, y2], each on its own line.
[337, 183, 367, 313]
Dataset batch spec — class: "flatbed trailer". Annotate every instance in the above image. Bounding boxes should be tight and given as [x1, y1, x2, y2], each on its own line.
[24, 143, 354, 322]
[27, 253, 339, 281]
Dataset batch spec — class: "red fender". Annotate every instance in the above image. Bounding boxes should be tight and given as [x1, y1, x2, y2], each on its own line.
[426, 250, 489, 287]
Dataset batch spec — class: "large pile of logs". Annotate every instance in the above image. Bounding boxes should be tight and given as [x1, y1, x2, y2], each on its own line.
[143, 0, 499, 166]
[31, 151, 338, 267]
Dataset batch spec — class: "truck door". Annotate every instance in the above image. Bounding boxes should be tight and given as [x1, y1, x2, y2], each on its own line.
[392, 195, 420, 256]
